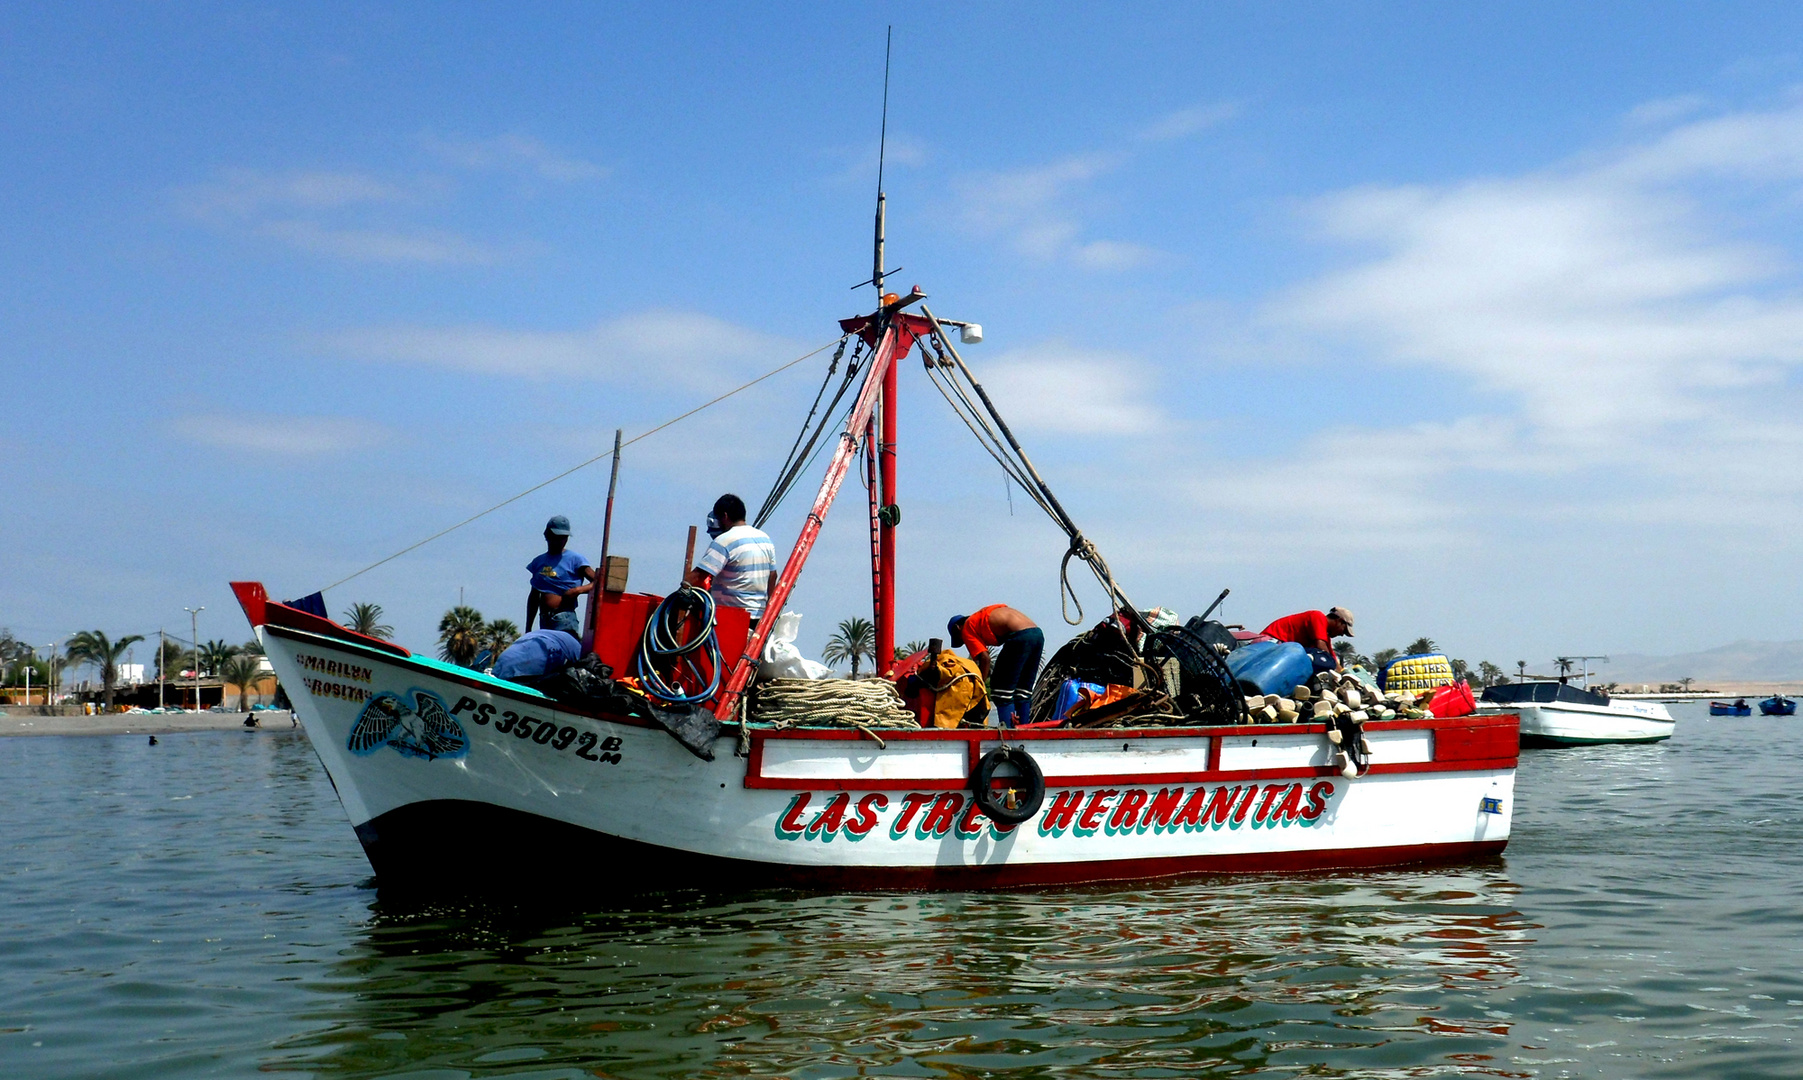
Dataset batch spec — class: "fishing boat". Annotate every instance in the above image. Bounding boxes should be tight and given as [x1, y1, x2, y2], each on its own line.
[1476, 681, 1675, 746]
[237, 144, 1518, 891]
[1759, 695, 1796, 716]
[1710, 699, 1752, 717]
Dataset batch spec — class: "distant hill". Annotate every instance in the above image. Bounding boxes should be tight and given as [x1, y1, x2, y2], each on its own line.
[1594, 640, 1803, 684]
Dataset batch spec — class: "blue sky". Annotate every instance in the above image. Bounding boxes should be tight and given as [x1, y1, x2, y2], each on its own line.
[7, 3, 1803, 678]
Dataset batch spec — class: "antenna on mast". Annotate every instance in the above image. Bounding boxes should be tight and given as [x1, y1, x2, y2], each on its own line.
[873, 25, 892, 301]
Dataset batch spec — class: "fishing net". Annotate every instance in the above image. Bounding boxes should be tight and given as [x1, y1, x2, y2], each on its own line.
[1028, 618, 1245, 727]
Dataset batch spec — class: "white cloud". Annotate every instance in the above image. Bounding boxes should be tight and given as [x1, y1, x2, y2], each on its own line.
[1624, 94, 1710, 129]
[1137, 102, 1240, 142]
[176, 167, 499, 264]
[325, 310, 799, 390]
[1159, 97, 1803, 564]
[255, 220, 496, 264]
[176, 168, 408, 218]
[419, 133, 607, 182]
[170, 415, 389, 455]
[824, 134, 929, 185]
[955, 152, 1165, 269]
[975, 344, 1164, 435]
[1276, 102, 1803, 446]
[1072, 239, 1164, 270]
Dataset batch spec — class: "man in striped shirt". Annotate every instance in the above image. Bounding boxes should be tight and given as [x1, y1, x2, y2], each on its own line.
[686, 493, 777, 627]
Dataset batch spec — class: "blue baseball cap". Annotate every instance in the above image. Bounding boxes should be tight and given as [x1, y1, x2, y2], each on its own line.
[545, 515, 571, 536]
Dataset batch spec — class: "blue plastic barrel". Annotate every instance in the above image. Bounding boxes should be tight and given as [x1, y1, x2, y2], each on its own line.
[1225, 640, 1313, 697]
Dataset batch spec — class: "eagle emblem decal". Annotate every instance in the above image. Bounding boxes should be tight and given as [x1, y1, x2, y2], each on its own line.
[347, 689, 469, 760]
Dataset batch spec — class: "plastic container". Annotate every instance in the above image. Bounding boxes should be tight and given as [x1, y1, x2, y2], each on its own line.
[1377, 653, 1455, 692]
[1225, 640, 1313, 697]
[1051, 679, 1106, 723]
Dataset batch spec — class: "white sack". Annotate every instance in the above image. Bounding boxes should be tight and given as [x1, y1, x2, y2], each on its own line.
[759, 611, 833, 680]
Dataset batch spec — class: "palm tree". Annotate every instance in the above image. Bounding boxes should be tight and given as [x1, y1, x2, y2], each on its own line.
[1334, 640, 1369, 668]
[0, 629, 30, 666]
[197, 639, 237, 676]
[1406, 637, 1437, 655]
[219, 652, 267, 712]
[153, 636, 188, 681]
[343, 602, 394, 640]
[65, 630, 145, 711]
[1371, 647, 1401, 669]
[4, 656, 48, 692]
[482, 619, 521, 667]
[895, 639, 929, 661]
[438, 606, 487, 667]
[239, 638, 264, 656]
[821, 616, 876, 677]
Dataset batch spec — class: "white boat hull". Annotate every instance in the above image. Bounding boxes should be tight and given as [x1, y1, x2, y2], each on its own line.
[259, 617, 1519, 890]
[1478, 699, 1675, 746]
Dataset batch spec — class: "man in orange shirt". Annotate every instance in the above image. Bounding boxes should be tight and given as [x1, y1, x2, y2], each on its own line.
[1261, 606, 1354, 672]
[948, 604, 1043, 728]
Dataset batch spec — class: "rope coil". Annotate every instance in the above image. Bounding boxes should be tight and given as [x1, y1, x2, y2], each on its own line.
[748, 678, 918, 743]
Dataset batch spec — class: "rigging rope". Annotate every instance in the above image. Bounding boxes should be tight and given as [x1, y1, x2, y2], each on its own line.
[319, 334, 850, 594]
[918, 308, 1137, 626]
[755, 339, 864, 528]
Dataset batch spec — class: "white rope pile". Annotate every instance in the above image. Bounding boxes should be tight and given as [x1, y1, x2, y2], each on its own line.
[747, 678, 919, 743]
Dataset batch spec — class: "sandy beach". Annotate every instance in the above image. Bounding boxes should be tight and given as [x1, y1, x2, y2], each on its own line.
[0, 711, 296, 737]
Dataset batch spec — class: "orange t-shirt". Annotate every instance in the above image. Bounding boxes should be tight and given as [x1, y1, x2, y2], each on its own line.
[959, 604, 1008, 650]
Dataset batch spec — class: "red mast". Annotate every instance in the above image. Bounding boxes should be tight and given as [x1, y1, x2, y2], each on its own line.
[871, 27, 898, 676]
[711, 304, 926, 722]
[877, 341, 898, 674]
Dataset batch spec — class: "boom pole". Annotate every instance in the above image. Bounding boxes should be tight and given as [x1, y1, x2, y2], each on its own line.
[713, 317, 918, 721]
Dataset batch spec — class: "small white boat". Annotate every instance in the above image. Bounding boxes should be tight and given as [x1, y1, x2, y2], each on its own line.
[1476, 682, 1674, 746]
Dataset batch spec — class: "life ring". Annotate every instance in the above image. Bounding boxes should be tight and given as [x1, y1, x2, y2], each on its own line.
[969, 746, 1045, 825]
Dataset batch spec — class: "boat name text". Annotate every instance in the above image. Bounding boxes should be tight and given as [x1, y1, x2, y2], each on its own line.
[296, 654, 373, 683]
[774, 781, 1338, 843]
[302, 678, 371, 703]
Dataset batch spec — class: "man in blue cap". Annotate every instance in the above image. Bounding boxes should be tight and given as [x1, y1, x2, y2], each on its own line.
[526, 515, 595, 637]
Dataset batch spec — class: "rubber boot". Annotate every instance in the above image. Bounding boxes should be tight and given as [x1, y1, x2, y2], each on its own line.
[995, 700, 1016, 728]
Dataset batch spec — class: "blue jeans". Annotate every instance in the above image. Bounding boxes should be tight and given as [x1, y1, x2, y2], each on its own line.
[991, 627, 1045, 727]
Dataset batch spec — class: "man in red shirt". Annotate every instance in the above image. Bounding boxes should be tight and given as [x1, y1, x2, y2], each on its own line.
[948, 604, 1042, 728]
[1261, 606, 1354, 672]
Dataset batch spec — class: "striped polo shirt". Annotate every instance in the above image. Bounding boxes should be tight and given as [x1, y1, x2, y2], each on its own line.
[694, 524, 777, 616]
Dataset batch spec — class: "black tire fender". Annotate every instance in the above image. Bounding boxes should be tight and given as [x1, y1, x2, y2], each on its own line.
[969, 746, 1046, 825]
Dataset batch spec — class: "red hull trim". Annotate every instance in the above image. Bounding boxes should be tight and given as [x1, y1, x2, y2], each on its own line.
[235, 582, 412, 658]
[355, 799, 1507, 893]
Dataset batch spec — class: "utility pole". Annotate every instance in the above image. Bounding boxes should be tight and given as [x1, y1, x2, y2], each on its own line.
[157, 628, 165, 711]
[22, 647, 29, 707]
[184, 607, 204, 711]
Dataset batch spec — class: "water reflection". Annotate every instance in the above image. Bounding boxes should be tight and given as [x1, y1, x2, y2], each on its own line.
[274, 868, 1533, 1079]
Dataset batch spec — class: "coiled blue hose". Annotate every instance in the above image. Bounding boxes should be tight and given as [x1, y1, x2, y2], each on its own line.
[635, 586, 723, 705]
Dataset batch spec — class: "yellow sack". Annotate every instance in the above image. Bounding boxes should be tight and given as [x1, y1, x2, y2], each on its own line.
[924, 651, 989, 729]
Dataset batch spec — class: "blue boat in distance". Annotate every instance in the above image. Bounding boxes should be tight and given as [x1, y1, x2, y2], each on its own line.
[1710, 699, 1752, 717]
[1759, 695, 1796, 716]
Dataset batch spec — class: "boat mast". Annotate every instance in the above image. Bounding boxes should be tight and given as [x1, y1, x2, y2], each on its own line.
[873, 26, 898, 675]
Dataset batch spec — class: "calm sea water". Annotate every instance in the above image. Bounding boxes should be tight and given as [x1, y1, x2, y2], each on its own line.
[2, 702, 1799, 1079]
